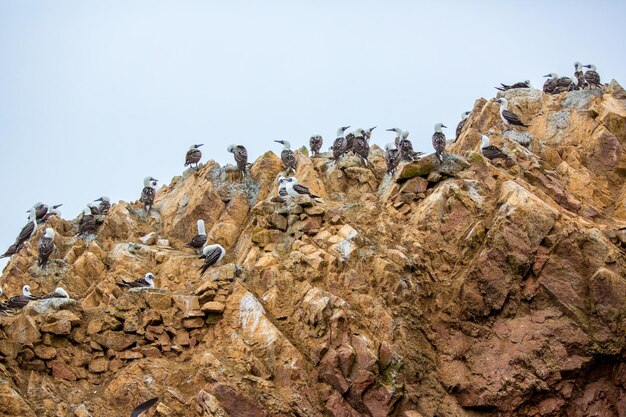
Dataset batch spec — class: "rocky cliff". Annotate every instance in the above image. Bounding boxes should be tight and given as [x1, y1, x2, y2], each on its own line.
[1, 82, 626, 417]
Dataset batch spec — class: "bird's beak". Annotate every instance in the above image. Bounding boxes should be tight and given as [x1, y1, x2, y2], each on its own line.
[442, 125, 448, 129]
[274, 140, 283, 144]
[95, 198, 102, 202]
[543, 74, 551, 77]
[343, 126, 351, 131]
[584, 65, 591, 68]
[385, 128, 394, 132]
[197, 144, 204, 147]
[54, 204, 63, 208]
[370, 126, 377, 131]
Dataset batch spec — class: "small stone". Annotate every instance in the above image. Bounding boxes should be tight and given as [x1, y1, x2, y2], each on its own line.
[139, 232, 158, 245]
[40, 320, 72, 336]
[34, 345, 57, 360]
[88, 357, 109, 373]
[182, 317, 205, 329]
[201, 301, 225, 314]
[51, 361, 77, 381]
[145, 292, 172, 310]
[157, 239, 170, 248]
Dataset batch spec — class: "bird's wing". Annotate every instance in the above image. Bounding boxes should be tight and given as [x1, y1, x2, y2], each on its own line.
[201, 247, 223, 270]
[502, 109, 526, 125]
[187, 235, 208, 248]
[235, 146, 248, 164]
[282, 150, 296, 168]
[293, 184, 318, 197]
[456, 119, 467, 138]
[432, 132, 446, 149]
[38, 237, 54, 258]
[482, 145, 508, 160]
[130, 397, 160, 417]
[16, 222, 35, 245]
[140, 187, 155, 204]
[7, 296, 29, 309]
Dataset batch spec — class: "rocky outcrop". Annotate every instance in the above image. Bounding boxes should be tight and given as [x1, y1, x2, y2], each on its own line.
[1, 83, 626, 416]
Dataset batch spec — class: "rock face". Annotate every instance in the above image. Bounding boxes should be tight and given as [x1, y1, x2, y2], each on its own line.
[1, 83, 626, 416]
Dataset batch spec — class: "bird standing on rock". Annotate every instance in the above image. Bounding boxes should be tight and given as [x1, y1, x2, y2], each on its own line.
[1, 207, 38, 258]
[38, 287, 70, 299]
[397, 130, 422, 162]
[95, 197, 111, 214]
[480, 134, 513, 165]
[384, 143, 401, 175]
[140, 177, 158, 212]
[7, 285, 35, 309]
[332, 126, 350, 163]
[186, 220, 208, 251]
[277, 176, 292, 199]
[199, 244, 225, 276]
[432, 123, 447, 162]
[185, 144, 203, 168]
[309, 135, 323, 157]
[583, 64, 602, 88]
[274, 140, 296, 173]
[284, 177, 320, 199]
[38, 228, 55, 269]
[352, 128, 370, 166]
[117, 273, 156, 289]
[455, 111, 471, 141]
[496, 98, 528, 128]
[78, 207, 96, 236]
[227, 144, 248, 178]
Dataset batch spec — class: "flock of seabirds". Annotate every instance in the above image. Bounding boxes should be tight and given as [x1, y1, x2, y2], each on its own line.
[0, 62, 604, 318]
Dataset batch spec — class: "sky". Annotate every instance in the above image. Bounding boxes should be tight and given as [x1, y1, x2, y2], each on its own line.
[1, 1, 626, 272]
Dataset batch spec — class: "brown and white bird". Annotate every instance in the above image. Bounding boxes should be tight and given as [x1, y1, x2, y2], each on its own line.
[284, 177, 320, 199]
[1, 207, 38, 258]
[38, 228, 55, 269]
[78, 207, 97, 236]
[480, 134, 513, 165]
[432, 123, 447, 162]
[184, 144, 203, 168]
[140, 177, 158, 212]
[274, 140, 296, 172]
[363, 126, 377, 142]
[583, 64, 602, 88]
[397, 130, 422, 162]
[332, 126, 351, 162]
[455, 111, 471, 141]
[38, 287, 70, 299]
[117, 273, 156, 289]
[185, 220, 208, 250]
[41, 204, 63, 222]
[496, 98, 528, 128]
[352, 128, 370, 165]
[7, 285, 36, 310]
[94, 197, 111, 215]
[574, 62, 585, 89]
[384, 143, 401, 175]
[30, 202, 49, 222]
[309, 134, 323, 157]
[199, 244, 225, 276]
[386, 127, 403, 148]
[227, 144, 248, 178]
[495, 80, 531, 91]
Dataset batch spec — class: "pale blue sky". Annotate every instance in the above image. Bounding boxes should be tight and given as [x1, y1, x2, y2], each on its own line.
[1, 1, 625, 271]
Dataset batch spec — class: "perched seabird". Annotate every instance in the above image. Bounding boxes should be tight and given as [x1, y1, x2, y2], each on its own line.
[496, 98, 528, 128]
[95, 197, 111, 214]
[117, 273, 156, 289]
[38, 287, 70, 299]
[344, 130, 356, 154]
[0, 243, 18, 259]
[384, 143, 401, 175]
[574, 62, 585, 89]
[130, 397, 160, 417]
[352, 128, 370, 165]
[42, 204, 63, 222]
[543, 73, 574, 94]
[386, 128, 403, 148]
[398, 130, 422, 162]
[480, 134, 513, 165]
[87, 202, 101, 216]
[184, 144, 203, 168]
[309, 135, 323, 157]
[432, 123, 448, 162]
[332, 126, 350, 162]
[140, 177, 158, 212]
[186, 220, 208, 250]
[277, 176, 292, 198]
[274, 140, 296, 172]
[456, 111, 471, 141]
[583, 64, 602, 88]
[38, 228, 55, 269]
[31, 202, 49, 222]
[285, 177, 320, 199]
[199, 244, 226, 276]
[363, 126, 377, 142]
[4, 207, 38, 256]
[78, 207, 96, 236]
[227, 144, 248, 178]
[495, 80, 531, 91]
[7, 285, 35, 309]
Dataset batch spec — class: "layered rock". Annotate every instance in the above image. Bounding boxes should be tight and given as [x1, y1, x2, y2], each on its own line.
[1, 82, 626, 416]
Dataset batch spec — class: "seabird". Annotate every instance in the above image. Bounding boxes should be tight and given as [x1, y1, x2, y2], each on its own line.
[344, 130, 356, 154]
[274, 140, 296, 172]
[38, 228, 55, 269]
[7, 285, 35, 309]
[384, 143, 401, 175]
[386, 128, 403, 148]
[309, 135, 323, 157]
[331, 126, 350, 162]
[38, 287, 70, 299]
[117, 272, 156, 289]
[227, 144, 248, 178]
[95, 197, 111, 214]
[2, 207, 38, 258]
[184, 144, 203, 168]
[542, 73, 574, 94]
[456, 111, 471, 141]
[352, 128, 370, 166]
[199, 244, 226, 276]
[363, 126, 377, 142]
[78, 207, 96, 236]
[285, 177, 320, 199]
[31, 202, 49, 222]
[277, 176, 291, 199]
[496, 98, 528, 128]
[88, 202, 101, 216]
[140, 176, 158, 212]
[583, 64, 602, 88]
[495, 80, 531, 91]
[397, 130, 422, 162]
[42, 204, 63, 222]
[130, 397, 160, 417]
[185, 219, 208, 250]
[432, 123, 447, 162]
[574, 62, 585, 89]
[480, 134, 513, 165]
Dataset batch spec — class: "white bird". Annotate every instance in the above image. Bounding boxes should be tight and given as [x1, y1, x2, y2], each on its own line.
[496, 98, 528, 128]
[199, 244, 226, 276]
[140, 177, 158, 212]
[384, 143, 401, 175]
[285, 177, 320, 198]
[118, 272, 156, 289]
[274, 140, 296, 172]
[185, 220, 208, 250]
